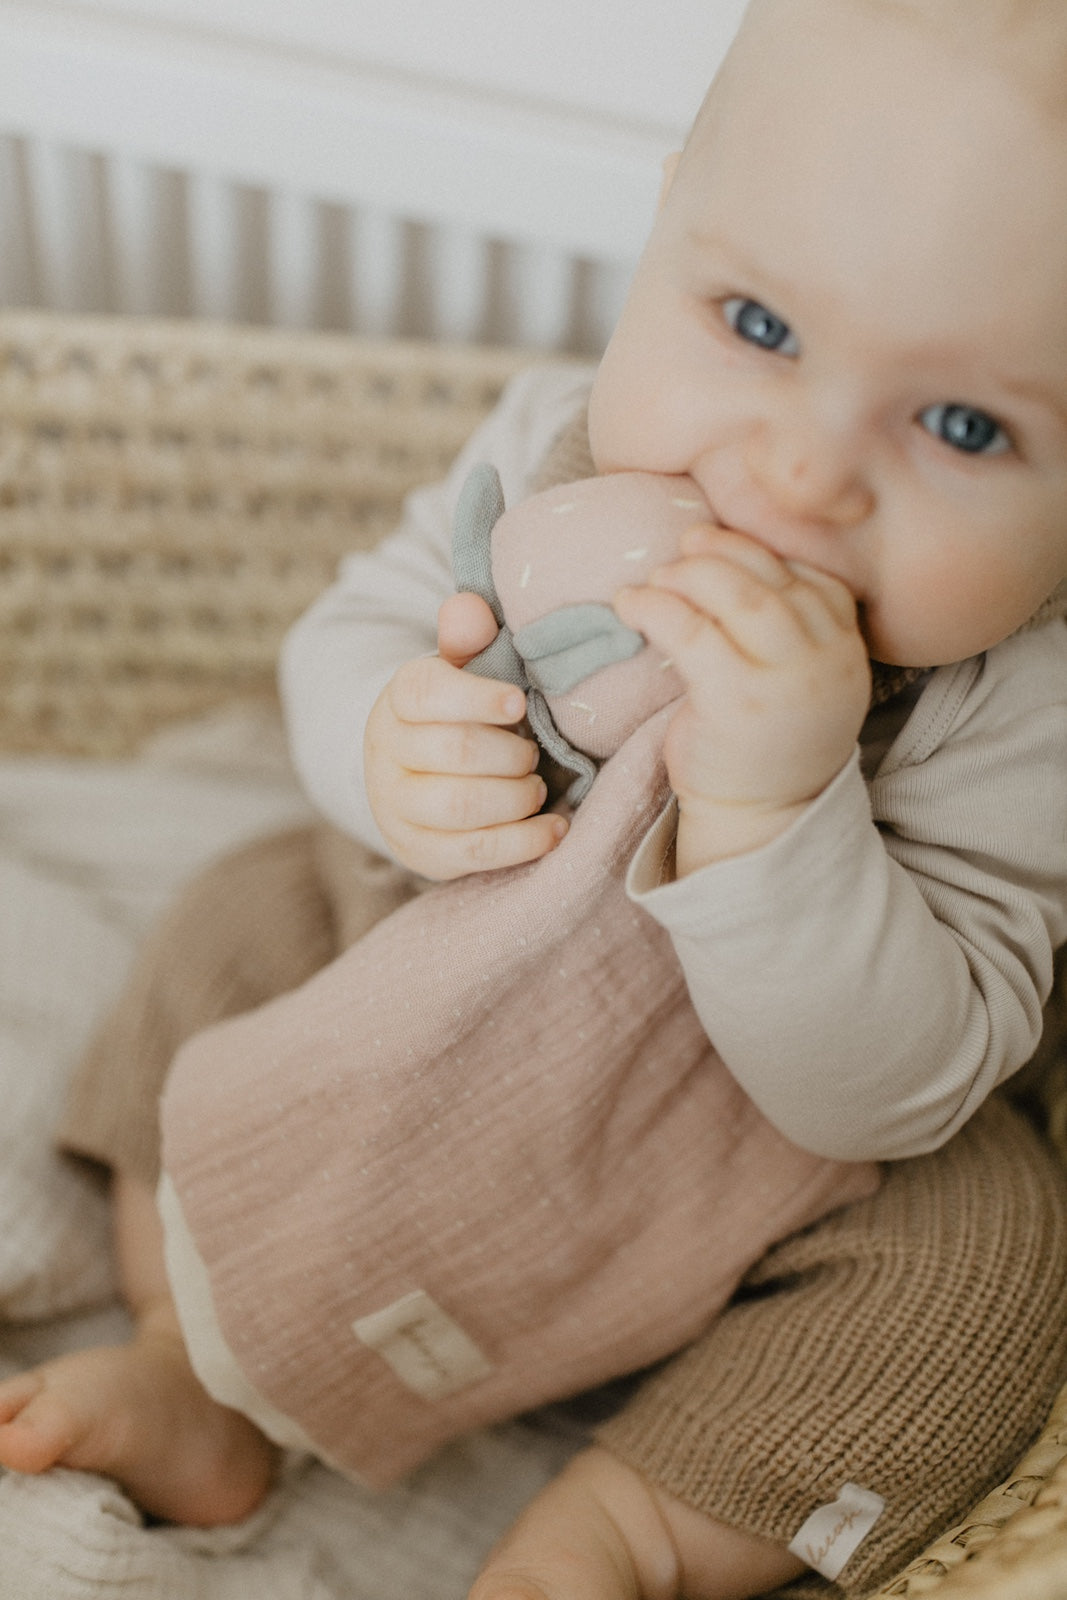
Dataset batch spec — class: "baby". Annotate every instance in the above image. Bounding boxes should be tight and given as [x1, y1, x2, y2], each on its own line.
[4, 0, 1067, 1596]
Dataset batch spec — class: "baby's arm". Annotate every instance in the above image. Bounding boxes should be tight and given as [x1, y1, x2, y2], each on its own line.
[363, 591, 567, 880]
[623, 589, 1067, 1160]
[280, 513, 451, 856]
[615, 520, 1067, 1160]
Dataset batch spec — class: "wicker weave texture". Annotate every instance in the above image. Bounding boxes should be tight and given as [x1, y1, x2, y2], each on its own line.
[0, 311, 530, 756]
[864, 1382, 1067, 1597]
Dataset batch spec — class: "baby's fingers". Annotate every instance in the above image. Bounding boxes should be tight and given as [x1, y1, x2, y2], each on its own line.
[390, 654, 526, 728]
[400, 771, 549, 833]
[438, 591, 500, 666]
[395, 721, 540, 780]
[676, 528, 860, 641]
[620, 550, 854, 665]
[783, 558, 861, 632]
[398, 811, 568, 880]
[614, 581, 736, 680]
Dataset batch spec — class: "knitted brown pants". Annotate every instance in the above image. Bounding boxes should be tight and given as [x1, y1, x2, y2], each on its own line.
[60, 822, 1067, 1598]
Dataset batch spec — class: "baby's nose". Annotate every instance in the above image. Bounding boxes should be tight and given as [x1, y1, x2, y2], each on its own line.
[746, 413, 874, 528]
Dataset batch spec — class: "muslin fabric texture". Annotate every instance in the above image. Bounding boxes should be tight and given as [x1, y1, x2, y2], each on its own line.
[157, 692, 878, 1487]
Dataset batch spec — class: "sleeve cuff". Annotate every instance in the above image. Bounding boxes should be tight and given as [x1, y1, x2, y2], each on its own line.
[626, 750, 867, 929]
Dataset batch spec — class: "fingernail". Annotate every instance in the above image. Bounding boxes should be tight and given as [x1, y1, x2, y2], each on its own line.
[550, 814, 569, 841]
[503, 691, 525, 719]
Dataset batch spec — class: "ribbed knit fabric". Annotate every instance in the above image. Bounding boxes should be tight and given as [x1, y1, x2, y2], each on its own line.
[596, 1093, 1067, 1597]
[529, 406, 597, 493]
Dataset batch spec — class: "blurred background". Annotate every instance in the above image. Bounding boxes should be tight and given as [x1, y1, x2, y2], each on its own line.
[0, 0, 747, 354]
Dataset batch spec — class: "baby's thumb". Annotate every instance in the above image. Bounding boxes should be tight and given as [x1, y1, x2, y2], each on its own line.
[438, 591, 500, 666]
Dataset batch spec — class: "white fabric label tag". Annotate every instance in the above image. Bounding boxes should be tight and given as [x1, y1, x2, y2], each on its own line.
[788, 1482, 886, 1581]
[352, 1290, 494, 1401]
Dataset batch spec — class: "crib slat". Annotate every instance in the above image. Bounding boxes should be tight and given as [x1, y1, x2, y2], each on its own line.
[0, 137, 34, 308]
[3, 142, 625, 351]
[428, 224, 490, 344]
[23, 142, 94, 311]
[585, 260, 634, 352]
[105, 154, 160, 315]
[269, 190, 322, 328]
[187, 171, 242, 320]
[348, 207, 406, 337]
[507, 241, 576, 351]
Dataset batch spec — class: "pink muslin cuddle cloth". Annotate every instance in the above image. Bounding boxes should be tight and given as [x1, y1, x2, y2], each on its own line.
[160, 470, 879, 1488]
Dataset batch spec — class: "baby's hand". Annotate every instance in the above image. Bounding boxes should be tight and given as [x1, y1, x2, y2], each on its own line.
[614, 524, 871, 875]
[364, 592, 568, 880]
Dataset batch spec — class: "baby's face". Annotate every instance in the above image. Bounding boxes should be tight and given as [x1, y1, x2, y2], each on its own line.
[589, 0, 1067, 666]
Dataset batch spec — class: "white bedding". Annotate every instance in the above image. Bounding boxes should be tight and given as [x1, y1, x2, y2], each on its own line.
[0, 706, 577, 1598]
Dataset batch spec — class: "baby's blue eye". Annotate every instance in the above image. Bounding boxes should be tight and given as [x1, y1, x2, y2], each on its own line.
[919, 403, 1009, 456]
[723, 297, 799, 355]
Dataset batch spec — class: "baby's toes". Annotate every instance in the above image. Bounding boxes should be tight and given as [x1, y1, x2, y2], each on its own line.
[0, 1369, 44, 1420]
[0, 1373, 80, 1473]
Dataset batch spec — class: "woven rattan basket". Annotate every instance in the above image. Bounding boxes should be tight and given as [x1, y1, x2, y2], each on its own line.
[0, 310, 531, 756]
[3, 309, 1067, 1599]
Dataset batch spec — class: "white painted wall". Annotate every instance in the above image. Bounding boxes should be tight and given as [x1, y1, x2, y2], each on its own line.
[31, 0, 741, 130]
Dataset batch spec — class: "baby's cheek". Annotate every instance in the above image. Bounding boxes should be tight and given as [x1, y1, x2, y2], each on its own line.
[870, 547, 1038, 666]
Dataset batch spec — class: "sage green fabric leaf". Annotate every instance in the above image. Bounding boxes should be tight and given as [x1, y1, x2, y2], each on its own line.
[451, 461, 526, 687]
[514, 604, 645, 694]
[466, 628, 528, 689]
[526, 690, 598, 804]
[451, 462, 506, 621]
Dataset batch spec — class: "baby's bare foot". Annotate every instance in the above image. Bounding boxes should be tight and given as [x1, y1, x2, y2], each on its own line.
[469, 1446, 806, 1600]
[0, 1308, 276, 1526]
